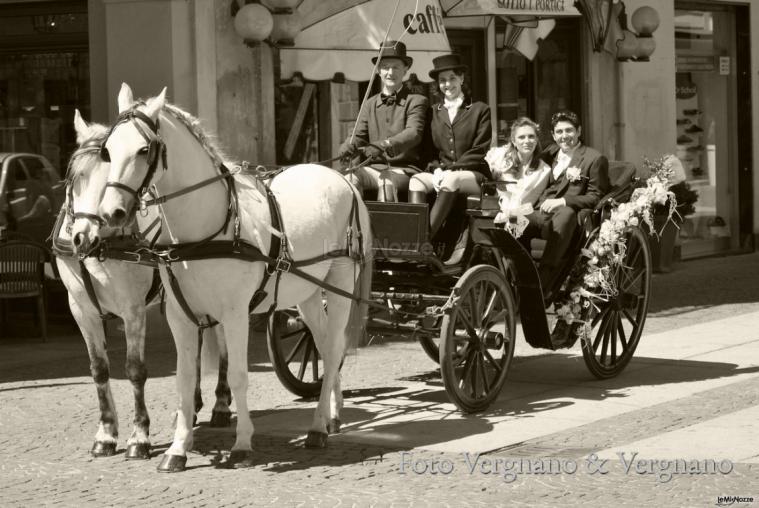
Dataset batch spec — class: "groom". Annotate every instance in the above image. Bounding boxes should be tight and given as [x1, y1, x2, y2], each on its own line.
[522, 110, 610, 294]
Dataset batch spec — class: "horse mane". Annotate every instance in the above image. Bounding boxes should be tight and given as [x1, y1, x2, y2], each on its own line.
[67, 123, 109, 182]
[161, 103, 230, 168]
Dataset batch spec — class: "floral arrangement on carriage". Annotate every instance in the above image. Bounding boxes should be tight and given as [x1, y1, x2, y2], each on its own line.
[551, 155, 681, 345]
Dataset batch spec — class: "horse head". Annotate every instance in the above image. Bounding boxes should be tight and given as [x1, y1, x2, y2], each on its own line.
[67, 109, 111, 256]
[99, 83, 167, 228]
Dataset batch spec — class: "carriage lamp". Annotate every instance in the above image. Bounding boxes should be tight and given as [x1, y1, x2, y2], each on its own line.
[232, 1, 274, 47]
[616, 4, 660, 62]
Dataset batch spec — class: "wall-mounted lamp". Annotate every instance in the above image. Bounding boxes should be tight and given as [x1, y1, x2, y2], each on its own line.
[231, 0, 304, 48]
[616, 4, 660, 62]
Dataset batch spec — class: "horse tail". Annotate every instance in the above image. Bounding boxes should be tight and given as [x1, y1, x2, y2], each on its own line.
[346, 189, 373, 351]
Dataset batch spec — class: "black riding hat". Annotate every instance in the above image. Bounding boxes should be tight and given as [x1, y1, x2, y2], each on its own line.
[428, 54, 468, 79]
[372, 40, 413, 67]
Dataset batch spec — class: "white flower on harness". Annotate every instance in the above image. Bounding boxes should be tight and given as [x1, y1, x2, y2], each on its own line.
[565, 166, 583, 182]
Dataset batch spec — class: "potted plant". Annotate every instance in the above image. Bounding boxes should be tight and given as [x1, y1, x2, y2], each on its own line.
[651, 179, 698, 272]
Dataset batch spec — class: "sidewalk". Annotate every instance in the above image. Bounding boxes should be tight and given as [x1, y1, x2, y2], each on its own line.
[1, 252, 758, 506]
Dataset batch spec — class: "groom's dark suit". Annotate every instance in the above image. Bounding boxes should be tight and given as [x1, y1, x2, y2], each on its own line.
[521, 143, 610, 288]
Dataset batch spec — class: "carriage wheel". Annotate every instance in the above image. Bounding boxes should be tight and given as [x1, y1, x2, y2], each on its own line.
[581, 226, 651, 379]
[266, 308, 323, 398]
[440, 265, 517, 413]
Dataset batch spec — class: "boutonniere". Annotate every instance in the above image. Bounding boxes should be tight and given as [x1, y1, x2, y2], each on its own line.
[566, 166, 584, 182]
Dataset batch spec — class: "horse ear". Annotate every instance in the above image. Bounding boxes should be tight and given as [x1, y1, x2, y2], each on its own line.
[117, 83, 134, 113]
[143, 87, 167, 119]
[73, 109, 91, 144]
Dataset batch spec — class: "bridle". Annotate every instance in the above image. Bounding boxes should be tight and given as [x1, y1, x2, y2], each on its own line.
[101, 106, 167, 206]
[64, 138, 107, 233]
[100, 104, 238, 246]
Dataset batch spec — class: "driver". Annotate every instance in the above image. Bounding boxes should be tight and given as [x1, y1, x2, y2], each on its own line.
[337, 40, 428, 202]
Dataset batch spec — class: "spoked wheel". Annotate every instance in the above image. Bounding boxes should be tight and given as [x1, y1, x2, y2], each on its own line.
[267, 308, 322, 398]
[440, 265, 517, 413]
[581, 226, 652, 379]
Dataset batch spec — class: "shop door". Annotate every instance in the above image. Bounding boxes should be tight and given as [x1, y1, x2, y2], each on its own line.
[674, 2, 751, 258]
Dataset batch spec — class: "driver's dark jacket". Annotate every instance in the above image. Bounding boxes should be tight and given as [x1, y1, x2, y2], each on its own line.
[338, 85, 428, 169]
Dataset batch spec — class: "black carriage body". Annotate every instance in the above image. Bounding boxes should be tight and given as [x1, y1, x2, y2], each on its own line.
[366, 160, 648, 352]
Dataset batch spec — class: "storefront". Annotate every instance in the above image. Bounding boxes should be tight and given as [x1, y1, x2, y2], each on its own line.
[1, 0, 757, 259]
[270, 0, 756, 259]
[672, 1, 753, 258]
[0, 0, 89, 172]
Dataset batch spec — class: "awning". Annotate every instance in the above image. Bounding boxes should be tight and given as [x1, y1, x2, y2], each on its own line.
[440, 0, 581, 19]
[280, 0, 451, 82]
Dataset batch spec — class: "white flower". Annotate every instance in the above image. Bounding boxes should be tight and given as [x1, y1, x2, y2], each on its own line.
[485, 145, 515, 180]
[566, 166, 583, 182]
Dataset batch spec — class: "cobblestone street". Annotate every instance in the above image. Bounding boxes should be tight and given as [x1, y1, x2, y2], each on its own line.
[1, 253, 759, 507]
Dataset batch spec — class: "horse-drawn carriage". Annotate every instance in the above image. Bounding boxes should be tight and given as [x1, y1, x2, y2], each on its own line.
[267, 160, 652, 412]
[57, 86, 652, 470]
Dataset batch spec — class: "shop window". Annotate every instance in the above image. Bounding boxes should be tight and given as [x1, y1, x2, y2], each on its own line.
[0, 1, 88, 173]
[674, 3, 745, 258]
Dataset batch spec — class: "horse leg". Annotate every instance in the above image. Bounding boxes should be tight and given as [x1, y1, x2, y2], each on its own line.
[122, 307, 150, 460]
[210, 348, 232, 428]
[220, 313, 255, 468]
[299, 289, 346, 448]
[156, 301, 198, 473]
[193, 334, 203, 426]
[69, 298, 119, 457]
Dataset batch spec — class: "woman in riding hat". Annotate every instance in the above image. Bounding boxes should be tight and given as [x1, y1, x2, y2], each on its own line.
[408, 53, 492, 240]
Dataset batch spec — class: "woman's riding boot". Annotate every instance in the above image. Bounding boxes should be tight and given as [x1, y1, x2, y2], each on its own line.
[408, 191, 427, 204]
[429, 190, 458, 238]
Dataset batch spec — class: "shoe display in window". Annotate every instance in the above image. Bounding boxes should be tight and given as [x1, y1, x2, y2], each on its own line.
[677, 134, 694, 144]
[684, 124, 704, 133]
[676, 118, 691, 125]
[691, 167, 704, 177]
[686, 145, 704, 152]
[683, 108, 702, 115]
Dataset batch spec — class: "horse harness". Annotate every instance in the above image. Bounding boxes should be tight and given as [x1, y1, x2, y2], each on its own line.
[96, 105, 367, 335]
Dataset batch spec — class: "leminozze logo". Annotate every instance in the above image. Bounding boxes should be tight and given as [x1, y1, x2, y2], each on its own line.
[716, 495, 754, 507]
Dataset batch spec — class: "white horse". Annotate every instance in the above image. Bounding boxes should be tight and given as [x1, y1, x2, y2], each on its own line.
[97, 84, 372, 472]
[54, 111, 232, 460]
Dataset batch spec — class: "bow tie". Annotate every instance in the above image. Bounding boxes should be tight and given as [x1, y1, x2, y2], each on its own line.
[380, 94, 396, 106]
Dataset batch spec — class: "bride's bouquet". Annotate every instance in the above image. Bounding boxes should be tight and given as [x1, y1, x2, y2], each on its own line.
[485, 145, 532, 238]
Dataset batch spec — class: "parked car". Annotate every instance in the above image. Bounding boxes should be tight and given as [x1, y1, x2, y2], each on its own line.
[0, 153, 65, 245]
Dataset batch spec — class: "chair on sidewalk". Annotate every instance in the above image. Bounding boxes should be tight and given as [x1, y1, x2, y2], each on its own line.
[0, 239, 49, 341]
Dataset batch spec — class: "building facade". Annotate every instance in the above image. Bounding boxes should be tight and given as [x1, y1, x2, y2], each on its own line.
[0, 0, 756, 258]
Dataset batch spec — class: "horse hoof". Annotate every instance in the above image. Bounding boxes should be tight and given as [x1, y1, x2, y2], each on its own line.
[156, 453, 187, 473]
[225, 450, 255, 469]
[304, 431, 328, 448]
[327, 418, 342, 434]
[210, 410, 232, 428]
[91, 441, 117, 457]
[125, 442, 151, 460]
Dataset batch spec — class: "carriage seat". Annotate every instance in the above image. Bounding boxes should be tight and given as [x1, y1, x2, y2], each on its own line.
[467, 161, 639, 260]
